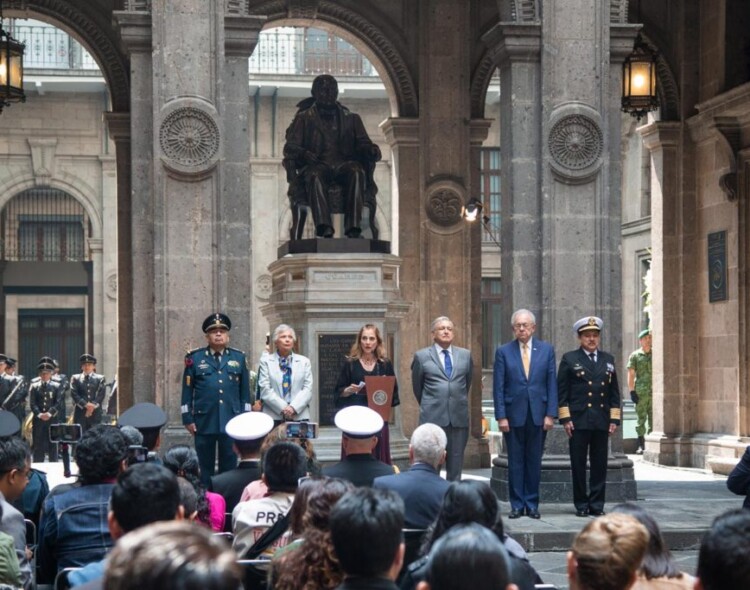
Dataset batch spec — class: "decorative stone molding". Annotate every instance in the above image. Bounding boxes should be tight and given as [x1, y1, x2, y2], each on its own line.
[287, 0, 319, 19]
[106, 273, 118, 300]
[252, 0, 418, 117]
[255, 274, 272, 300]
[123, 0, 151, 10]
[23, 1, 130, 112]
[226, 0, 250, 14]
[609, 0, 629, 23]
[425, 179, 466, 227]
[470, 52, 498, 119]
[159, 98, 221, 178]
[27, 138, 58, 186]
[500, 0, 538, 22]
[547, 104, 604, 184]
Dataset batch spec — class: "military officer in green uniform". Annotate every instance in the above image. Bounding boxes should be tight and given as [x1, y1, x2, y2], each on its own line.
[627, 328, 652, 454]
[558, 316, 621, 517]
[181, 313, 252, 484]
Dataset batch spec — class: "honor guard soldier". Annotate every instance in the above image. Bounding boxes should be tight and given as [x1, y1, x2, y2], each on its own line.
[29, 360, 64, 462]
[1, 357, 28, 426]
[557, 317, 621, 517]
[70, 354, 107, 432]
[181, 313, 252, 484]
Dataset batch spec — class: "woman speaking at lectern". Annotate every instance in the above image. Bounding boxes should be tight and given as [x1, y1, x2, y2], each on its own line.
[334, 324, 399, 464]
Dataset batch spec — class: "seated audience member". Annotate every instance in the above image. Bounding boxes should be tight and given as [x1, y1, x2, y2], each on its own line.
[37, 424, 128, 584]
[117, 402, 167, 463]
[118, 425, 143, 448]
[0, 503, 22, 588]
[209, 411, 274, 519]
[67, 462, 183, 588]
[418, 523, 517, 590]
[163, 445, 225, 531]
[695, 509, 750, 590]
[330, 487, 405, 590]
[232, 441, 307, 559]
[240, 423, 321, 502]
[177, 476, 199, 521]
[726, 445, 750, 508]
[103, 521, 243, 590]
[0, 414, 33, 589]
[323, 406, 395, 487]
[400, 480, 539, 590]
[271, 477, 354, 590]
[373, 423, 449, 529]
[567, 513, 649, 590]
[611, 503, 695, 589]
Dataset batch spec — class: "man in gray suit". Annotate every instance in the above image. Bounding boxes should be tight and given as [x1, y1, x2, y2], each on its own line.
[411, 316, 474, 481]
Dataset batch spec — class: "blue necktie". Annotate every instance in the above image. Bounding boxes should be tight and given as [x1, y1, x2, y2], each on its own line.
[442, 349, 453, 378]
[279, 355, 292, 402]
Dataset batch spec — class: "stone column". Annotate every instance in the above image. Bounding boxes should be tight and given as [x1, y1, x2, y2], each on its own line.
[639, 122, 683, 465]
[99, 155, 119, 383]
[114, 5, 262, 425]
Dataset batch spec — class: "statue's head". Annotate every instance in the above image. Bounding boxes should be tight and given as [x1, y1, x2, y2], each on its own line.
[312, 75, 339, 107]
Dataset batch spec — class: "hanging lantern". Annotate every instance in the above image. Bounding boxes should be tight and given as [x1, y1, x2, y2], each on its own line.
[0, 9, 25, 114]
[621, 33, 657, 121]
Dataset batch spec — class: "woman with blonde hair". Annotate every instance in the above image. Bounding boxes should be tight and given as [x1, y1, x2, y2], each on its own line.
[568, 513, 649, 590]
[334, 324, 400, 463]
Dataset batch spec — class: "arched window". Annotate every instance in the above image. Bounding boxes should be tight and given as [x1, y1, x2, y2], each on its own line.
[1, 187, 91, 262]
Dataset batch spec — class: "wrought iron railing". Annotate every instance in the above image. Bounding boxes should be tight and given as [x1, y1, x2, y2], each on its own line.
[6, 22, 99, 71]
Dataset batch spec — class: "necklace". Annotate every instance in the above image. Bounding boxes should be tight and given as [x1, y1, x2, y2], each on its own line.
[360, 357, 377, 370]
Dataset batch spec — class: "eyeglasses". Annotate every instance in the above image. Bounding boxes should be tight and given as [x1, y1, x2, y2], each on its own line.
[513, 323, 533, 329]
[2, 468, 31, 481]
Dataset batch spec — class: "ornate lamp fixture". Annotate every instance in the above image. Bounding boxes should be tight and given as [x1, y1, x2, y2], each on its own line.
[621, 32, 658, 121]
[0, 2, 25, 114]
[462, 198, 502, 250]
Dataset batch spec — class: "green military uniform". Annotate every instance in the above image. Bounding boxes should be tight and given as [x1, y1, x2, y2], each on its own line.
[627, 346, 652, 437]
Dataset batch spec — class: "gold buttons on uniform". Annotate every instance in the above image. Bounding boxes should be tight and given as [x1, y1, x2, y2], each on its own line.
[602, 381, 605, 385]
[600, 404, 604, 408]
[588, 403, 592, 407]
[219, 390, 223, 394]
[588, 381, 592, 385]
[588, 392, 592, 397]
[219, 400, 223, 404]
[219, 380, 223, 384]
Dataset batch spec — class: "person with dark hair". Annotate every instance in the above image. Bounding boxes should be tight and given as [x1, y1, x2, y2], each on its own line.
[400, 480, 538, 590]
[610, 503, 695, 589]
[37, 424, 128, 583]
[118, 402, 168, 461]
[104, 520, 243, 590]
[177, 476, 199, 521]
[29, 359, 64, 462]
[0, 432, 32, 589]
[329, 487, 404, 589]
[162, 444, 225, 531]
[70, 354, 107, 433]
[272, 477, 355, 590]
[0, 502, 22, 588]
[232, 441, 307, 559]
[695, 509, 750, 590]
[568, 513, 648, 590]
[418, 524, 517, 590]
[67, 462, 184, 588]
[209, 411, 274, 519]
[118, 425, 143, 447]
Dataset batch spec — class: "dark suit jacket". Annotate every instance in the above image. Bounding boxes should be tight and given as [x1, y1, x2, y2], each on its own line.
[323, 454, 395, 487]
[209, 460, 261, 515]
[727, 446, 750, 508]
[558, 348, 621, 430]
[372, 463, 449, 529]
[411, 345, 473, 428]
[493, 338, 558, 427]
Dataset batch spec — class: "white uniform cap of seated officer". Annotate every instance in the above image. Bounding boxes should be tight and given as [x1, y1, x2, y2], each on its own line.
[225, 411, 274, 441]
[334, 406, 384, 438]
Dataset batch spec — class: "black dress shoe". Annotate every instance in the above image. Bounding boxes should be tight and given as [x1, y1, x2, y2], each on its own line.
[527, 509, 541, 519]
[508, 509, 523, 519]
[575, 509, 589, 517]
[590, 509, 606, 516]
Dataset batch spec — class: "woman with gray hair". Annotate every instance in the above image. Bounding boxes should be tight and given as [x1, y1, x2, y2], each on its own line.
[258, 324, 313, 424]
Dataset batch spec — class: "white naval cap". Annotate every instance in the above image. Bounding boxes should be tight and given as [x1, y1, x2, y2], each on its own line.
[573, 316, 604, 334]
[334, 406, 384, 438]
[225, 411, 274, 441]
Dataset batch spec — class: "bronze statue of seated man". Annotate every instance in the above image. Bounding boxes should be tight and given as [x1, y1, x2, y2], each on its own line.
[283, 74, 381, 239]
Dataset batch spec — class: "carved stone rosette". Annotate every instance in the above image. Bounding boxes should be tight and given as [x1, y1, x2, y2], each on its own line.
[548, 104, 604, 184]
[425, 179, 466, 227]
[158, 98, 221, 179]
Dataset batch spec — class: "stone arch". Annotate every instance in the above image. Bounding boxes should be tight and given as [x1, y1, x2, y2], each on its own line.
[470, 50, 498, 119]
[0, 175, 104, 241]
[7, 0, 129, 112]
[249, 1, 418, 117]
[641, 34, 681, 122]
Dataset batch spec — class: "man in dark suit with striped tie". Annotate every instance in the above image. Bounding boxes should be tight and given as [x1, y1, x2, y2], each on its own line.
[558, 316, 621, 517]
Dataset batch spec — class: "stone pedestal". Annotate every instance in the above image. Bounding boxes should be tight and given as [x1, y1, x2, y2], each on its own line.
[490, 427, 637, 504]
[260, 248, 410, 463]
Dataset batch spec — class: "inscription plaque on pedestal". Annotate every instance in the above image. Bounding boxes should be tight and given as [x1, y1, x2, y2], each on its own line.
[318, 334, 356, 426]
[708, 230, 727, 303]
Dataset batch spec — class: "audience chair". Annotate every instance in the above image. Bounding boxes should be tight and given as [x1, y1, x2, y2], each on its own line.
[25, 519, 37, 590]
[213, 531, 234, 544]
[53, 567, 79, 590]
[237, 559, 271, 590]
